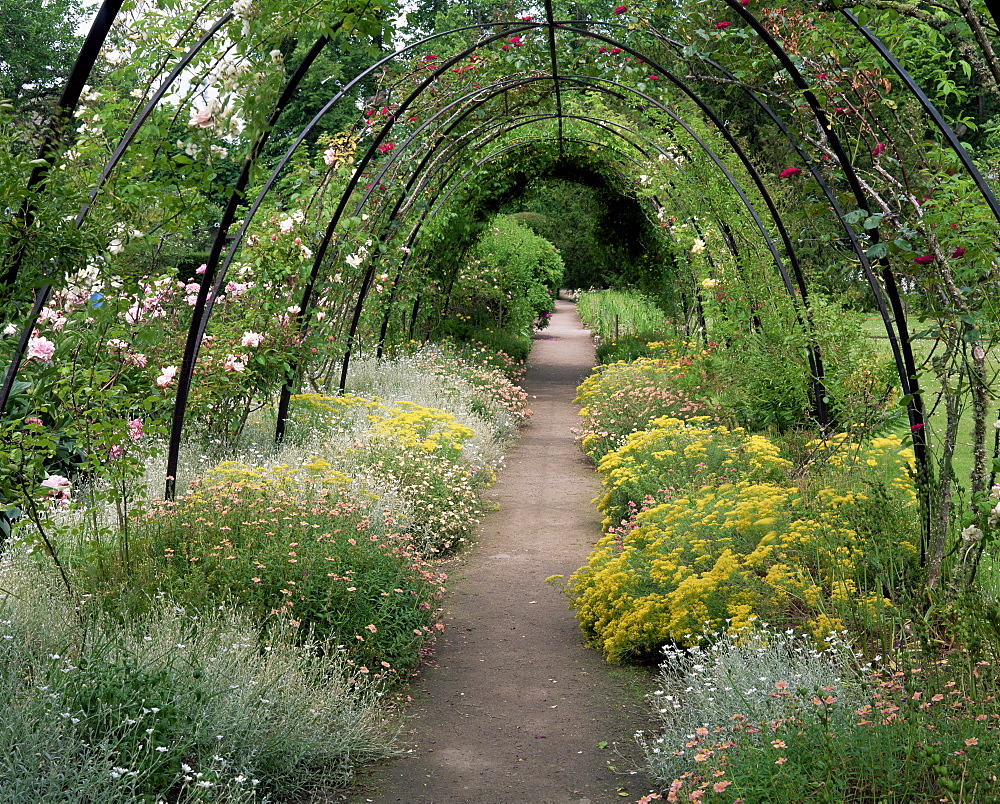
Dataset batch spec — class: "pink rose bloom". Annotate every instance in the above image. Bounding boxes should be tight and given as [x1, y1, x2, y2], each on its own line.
[779, 167, 802, 178]
[189, 108, 214, 128]
[127, 418, 144, 441]
[27, 336, 56, 362]
[715, 21, 730, 28]
[156, 366, 178, 388]
[614, 5, 627, 14]
[240, 331, 265, 348]
[224, 354, 247, 372]
[40, 474, 72, 498]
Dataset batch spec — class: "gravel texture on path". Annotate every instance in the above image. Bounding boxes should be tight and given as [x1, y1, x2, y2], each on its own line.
[347, 298, 657, 804]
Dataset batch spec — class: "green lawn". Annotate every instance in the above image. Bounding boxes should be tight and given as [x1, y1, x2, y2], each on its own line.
[862, 312, 1000, 592]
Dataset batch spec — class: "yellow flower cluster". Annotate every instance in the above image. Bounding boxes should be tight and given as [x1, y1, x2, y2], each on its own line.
[200, 396, 475, 498]
[291, 392, 474, 457]
[594, 417, 793, 531]
[370, 401, 475, 459]
[198, 459, 352, 498]
[570, 429, 919, 661]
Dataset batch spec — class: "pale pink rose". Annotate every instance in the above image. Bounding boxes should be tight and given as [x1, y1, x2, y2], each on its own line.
[156, 366, 178, 387]
[40, 474, 72, 500]
[224, 354, 247, 372]
[240, 331, 264, 348]
[127, 418, 144, 441]
[27, 336, 56, 362]
[189, 108, 214, 128]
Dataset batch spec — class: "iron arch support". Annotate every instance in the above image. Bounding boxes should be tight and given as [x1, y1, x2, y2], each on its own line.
[719, 0, 930, 543]
[164, 32, 333, 499]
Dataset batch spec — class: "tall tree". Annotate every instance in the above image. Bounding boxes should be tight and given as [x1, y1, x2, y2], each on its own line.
[0, 0, 86, 127]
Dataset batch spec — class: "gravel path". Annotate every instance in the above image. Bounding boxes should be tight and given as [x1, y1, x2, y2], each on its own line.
[347, 298, 656, 804]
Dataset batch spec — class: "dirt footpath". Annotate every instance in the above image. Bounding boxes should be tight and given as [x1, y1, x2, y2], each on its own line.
[347, 298, 657, 804]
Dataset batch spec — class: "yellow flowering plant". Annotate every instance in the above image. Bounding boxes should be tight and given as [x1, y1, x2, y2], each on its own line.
[575, 348, 723, 462]
[570, 431, 920, 661]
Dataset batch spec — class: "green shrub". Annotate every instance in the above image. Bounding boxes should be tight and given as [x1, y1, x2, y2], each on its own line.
[1, 556, 392, 802]
[78, 466, 445, 678]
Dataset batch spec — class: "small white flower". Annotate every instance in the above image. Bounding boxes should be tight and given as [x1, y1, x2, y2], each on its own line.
[962, 524, 984, 542]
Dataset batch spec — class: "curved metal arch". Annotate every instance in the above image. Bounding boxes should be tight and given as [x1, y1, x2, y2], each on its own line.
[10, 3, 972, 514]
[199, 31, 548, 447]
[715, 0, 930, 551]
[0, 0, 127, 416]
[200, 13, 839, 478]
[271, 63, 835, 425]
[0, 0, 126, 292]
[839, 11, 1000, 226]
[355, 112, 663, 361]
[333, 116, 650, 398]
[285, 65, 791, 395]
[352, 75, 654, 229]
[649, 34, 913, 435]
[163, 32, 333, 499]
